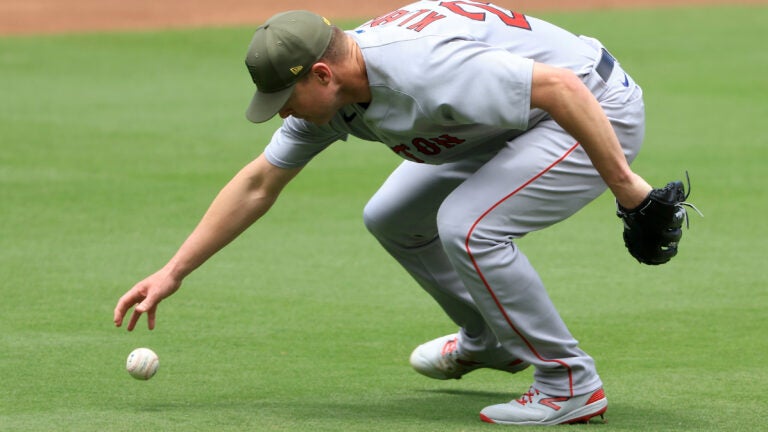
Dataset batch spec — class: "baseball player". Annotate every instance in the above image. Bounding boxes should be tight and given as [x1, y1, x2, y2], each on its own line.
[114, 0, 693, 425]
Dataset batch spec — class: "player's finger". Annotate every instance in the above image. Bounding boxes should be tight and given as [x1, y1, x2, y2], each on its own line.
[146, 304, 158, 330]
[113, 307, 125, 327]
[136, 298, 159, 330]
[114, 292, 141, 327]
[126, 308, 142, 331]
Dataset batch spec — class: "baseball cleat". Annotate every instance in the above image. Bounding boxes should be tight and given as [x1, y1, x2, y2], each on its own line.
[409, 334, 529, 380]
[479, 386, 607, 425]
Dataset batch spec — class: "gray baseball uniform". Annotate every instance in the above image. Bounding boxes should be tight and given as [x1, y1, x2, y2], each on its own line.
[263, 0, 644, 397]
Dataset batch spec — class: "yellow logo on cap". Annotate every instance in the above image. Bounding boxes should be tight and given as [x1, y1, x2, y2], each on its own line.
[323, 17, 331, 26]
[290, 66, 304, 75]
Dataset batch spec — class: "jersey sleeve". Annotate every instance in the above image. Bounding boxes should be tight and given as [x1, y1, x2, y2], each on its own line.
[263, 117, 348, 169]
[418, 37, 534, 129]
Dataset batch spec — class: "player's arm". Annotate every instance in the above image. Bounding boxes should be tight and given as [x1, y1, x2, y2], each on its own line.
[113, 153, 302, 330]
[529, 62, 652, 209]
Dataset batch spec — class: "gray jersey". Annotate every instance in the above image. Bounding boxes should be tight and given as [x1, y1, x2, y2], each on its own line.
[264, 0, 605, 168]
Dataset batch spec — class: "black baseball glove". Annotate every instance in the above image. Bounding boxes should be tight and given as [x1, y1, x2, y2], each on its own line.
[616, 176, 701, 265]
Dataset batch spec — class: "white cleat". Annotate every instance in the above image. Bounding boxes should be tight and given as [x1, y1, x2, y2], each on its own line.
[409, 334, 529, 380]
[479, 386, 608, 425]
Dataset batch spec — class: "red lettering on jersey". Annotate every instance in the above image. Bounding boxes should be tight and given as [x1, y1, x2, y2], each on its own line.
[391, 135, 466, 162]
[406, 11, 447, 32]
[412, 138, 441, 155]
[431, 134, 466, 149]
[369, 10, 410, 27]
[391, 144, 426, 163]
[439, 1, 531, 30]
[398, 9, 431, 28]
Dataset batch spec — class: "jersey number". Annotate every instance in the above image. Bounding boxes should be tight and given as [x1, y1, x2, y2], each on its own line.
[368, 1, 530, 32]
[439, 1, 531, 30]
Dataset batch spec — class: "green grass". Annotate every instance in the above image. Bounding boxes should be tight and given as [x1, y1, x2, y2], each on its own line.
[1, 6, 766, 431]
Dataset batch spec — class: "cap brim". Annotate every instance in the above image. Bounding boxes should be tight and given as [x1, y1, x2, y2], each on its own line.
[245, 86, 294, 123]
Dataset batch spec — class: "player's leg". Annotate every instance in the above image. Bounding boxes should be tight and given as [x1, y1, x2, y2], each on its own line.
[435, 83, 644, 422]
[363, 153, 523, 369]
[436, 125, 607, 396]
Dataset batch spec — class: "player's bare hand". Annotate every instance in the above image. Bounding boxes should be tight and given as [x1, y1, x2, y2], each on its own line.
[113, 269, 182, 331]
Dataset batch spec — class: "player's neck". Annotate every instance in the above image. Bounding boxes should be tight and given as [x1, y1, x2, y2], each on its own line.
[342, 35, 371, 104]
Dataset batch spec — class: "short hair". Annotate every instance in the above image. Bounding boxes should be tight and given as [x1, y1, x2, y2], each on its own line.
[299, 26, 347, 83]
[318, 26, 347, 64]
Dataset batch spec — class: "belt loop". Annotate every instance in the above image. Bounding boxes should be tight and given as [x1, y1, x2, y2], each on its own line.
[595, 48, 615, 82]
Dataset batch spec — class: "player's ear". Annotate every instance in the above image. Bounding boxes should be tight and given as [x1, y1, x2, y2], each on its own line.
[310, 62, 332, 85]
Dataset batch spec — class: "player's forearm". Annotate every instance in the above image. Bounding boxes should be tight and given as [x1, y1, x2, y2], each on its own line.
[162, 183, 274, 280]
[530, 63, 651, 208]
[162, 154, 300, 281]
[549, 84, 645, 203]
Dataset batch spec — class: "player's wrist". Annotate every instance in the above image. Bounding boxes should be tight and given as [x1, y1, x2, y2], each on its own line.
[160, 260, 189, 283]
[611, 173, 652, 210]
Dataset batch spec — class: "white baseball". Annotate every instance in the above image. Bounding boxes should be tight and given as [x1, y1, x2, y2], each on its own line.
[126, 347, 159, 380]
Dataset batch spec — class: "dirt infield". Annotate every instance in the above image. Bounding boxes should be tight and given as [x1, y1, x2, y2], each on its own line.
[1, 0, 765, 35]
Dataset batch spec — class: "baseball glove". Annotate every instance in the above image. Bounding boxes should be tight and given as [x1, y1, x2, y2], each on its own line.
[616, 175, 701, 265]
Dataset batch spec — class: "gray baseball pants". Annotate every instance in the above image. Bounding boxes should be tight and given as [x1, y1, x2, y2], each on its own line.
[362, 62, 645, 397]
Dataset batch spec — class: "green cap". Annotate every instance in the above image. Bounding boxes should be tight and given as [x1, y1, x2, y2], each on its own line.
[244, 11, 334, 123]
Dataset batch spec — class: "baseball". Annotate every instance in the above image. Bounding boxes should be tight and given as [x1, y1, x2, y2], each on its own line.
[126, 347, 159, 380]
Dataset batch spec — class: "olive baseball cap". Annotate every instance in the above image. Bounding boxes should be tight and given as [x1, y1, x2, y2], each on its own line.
[244, 11, 334, 123]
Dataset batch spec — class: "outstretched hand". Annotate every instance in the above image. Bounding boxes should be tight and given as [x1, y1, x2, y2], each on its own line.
[113, 269, 182, 331]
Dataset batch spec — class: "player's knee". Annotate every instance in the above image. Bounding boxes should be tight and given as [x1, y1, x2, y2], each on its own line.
[364, 200, 440, 249]
[363, 200, 415, 243]
[436, 207, 474, 254]
[362, 200, 391, 237]
[437, 203, 517, 259]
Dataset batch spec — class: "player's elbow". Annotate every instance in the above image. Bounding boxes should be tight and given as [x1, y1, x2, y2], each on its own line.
[529, 63, 584, 112]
